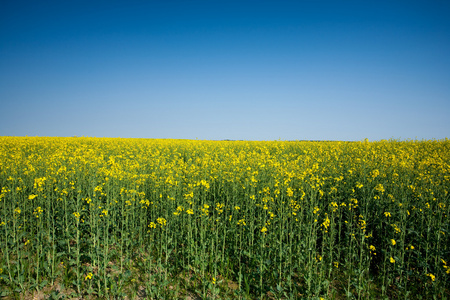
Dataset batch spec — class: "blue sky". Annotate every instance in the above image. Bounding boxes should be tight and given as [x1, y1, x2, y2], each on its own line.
[1, 0, 449, 141]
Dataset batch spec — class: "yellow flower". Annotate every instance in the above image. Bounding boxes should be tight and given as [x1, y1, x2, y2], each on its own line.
[371, 169, 380, 178]
[215, 203, 224, 214]
[157, 217, 167, 226]
[391, 239, 396, 246]
[286, 187, 294, 197]
[261, 227, 268, 233]
[85, 272, 93, 280]
[375, 183, 385, 193]
[33, 206, 43, 218]
[441, 259, 450, 274]
[28, 194, 37, 200]
[426, 273, 435, 281]
[384, 212, 391, 217]
[390, 257, 395, 264]
[322, 216, 330, 231]
[173, 206, 184, 215]
[391, 224, 401, 234]
[330, 201, 338, 212]
[334, 262, 339, 268]
[237, 219, 246, 226]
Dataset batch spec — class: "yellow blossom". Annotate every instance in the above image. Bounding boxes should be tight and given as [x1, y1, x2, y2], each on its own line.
[157, 217, 167, 226]
[33, 206, 43, 218]
[426, 273, 435, 281]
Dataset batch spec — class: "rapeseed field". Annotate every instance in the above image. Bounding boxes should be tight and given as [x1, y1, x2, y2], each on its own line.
[0, 137, 449, 299]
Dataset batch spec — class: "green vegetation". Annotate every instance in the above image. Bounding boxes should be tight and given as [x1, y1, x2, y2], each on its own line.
[1, 137, 449, 299]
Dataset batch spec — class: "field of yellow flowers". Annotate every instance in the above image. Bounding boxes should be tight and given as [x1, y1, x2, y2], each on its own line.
[0, 137, 449, 299]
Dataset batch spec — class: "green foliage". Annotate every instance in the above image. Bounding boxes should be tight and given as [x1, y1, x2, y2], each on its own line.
[0, 137, 449, 298]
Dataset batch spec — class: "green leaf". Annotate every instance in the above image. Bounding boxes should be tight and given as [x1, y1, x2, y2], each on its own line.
[0, 291, 10, 297]
[40, 279, 49, 288]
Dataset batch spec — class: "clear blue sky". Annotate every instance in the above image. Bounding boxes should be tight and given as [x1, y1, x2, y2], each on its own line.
[1, 0, 449, 141]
